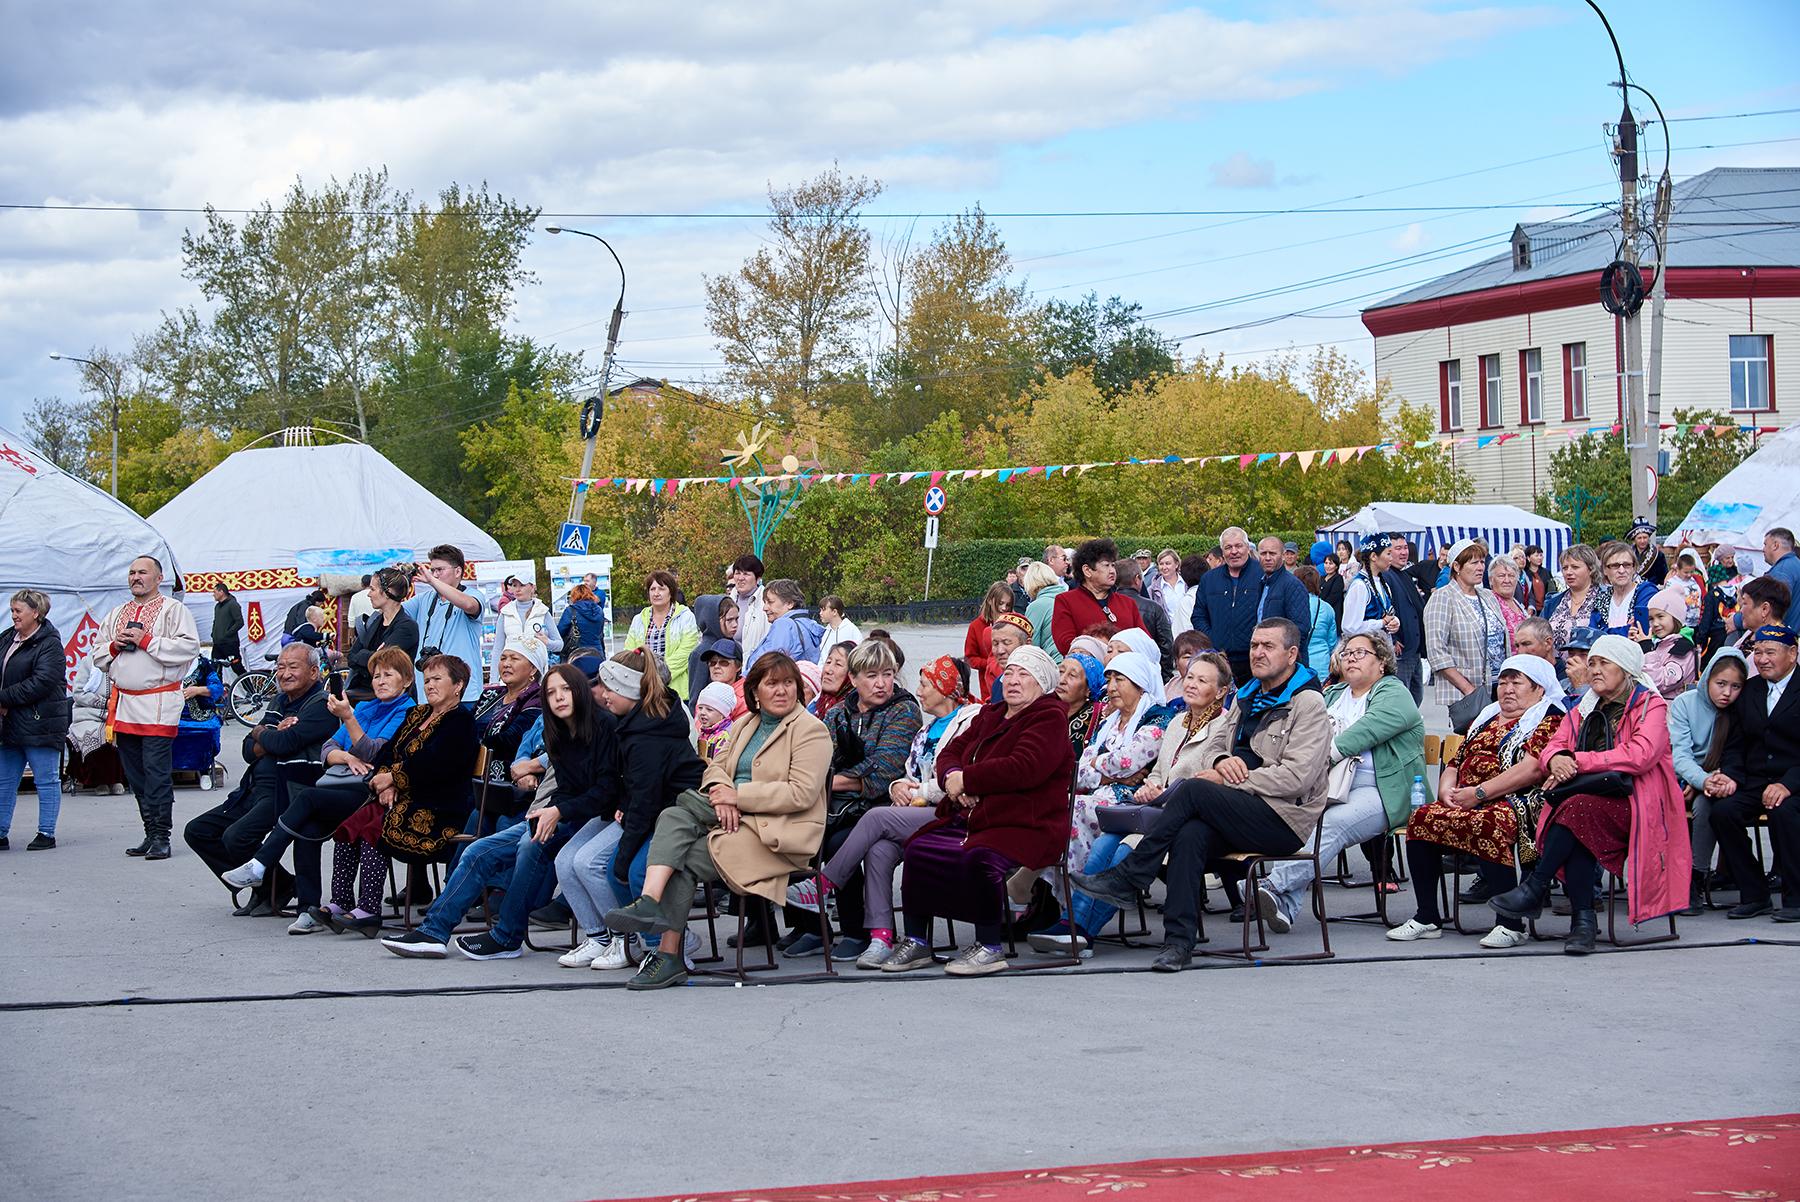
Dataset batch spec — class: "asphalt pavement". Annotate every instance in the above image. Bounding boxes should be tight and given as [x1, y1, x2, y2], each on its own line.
[4, 624, 1795, 1201]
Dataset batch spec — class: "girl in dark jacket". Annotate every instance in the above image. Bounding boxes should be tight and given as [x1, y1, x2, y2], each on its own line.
[0, 590, 70, 849]
[554, 647, 704, 970]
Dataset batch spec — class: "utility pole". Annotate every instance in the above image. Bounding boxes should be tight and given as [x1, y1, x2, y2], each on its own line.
[1587, 1, 1661, 527]
[545, 227, 626, 526]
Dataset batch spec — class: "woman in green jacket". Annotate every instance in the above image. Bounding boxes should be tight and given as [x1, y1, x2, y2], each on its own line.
[625, 571, 701, 701]
[1256, 630, 1429, 933]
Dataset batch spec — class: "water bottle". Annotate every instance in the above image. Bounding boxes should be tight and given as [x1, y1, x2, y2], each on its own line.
[1409, 774, 1428, 811]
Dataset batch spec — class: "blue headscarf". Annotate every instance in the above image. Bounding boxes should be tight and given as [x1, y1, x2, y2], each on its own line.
[1067, 652, 1106, 702]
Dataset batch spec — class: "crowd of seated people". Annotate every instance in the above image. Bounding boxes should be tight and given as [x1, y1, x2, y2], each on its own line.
[141, 527, 1800, 987]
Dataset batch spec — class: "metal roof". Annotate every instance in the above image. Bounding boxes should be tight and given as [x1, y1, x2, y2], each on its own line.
[1365, 167, 1800, 312]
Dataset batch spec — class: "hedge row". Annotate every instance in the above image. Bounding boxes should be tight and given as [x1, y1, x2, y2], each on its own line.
[927, 532, 1321, 601]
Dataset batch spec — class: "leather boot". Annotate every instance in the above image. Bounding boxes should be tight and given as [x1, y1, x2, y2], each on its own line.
[1680, 871, 1704, 917]
[1564, 910, 1598, 955]
[144, 835, 172, 860]
[1488, 872, 1552, 920]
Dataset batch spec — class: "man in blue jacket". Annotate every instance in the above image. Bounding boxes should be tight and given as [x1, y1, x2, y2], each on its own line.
[1254, 536, 1313, 669]
[1762, 528, 1800, 629]
[1192, 527, 1263, 684]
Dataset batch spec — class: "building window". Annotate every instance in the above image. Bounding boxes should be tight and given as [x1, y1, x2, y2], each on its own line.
[1440, 360, 1462, 431]
[1730, 335, 1773, 412]
[1480, 354, 1502, 428]
[1521, 347, 1543, 424]
[1563, 342, 1587, 421]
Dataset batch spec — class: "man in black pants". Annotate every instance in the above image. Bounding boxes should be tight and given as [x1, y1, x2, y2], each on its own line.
[183, 644, 335, 913]
[1073, 618, 1331, 972]
[1708, 624, 1800, 921]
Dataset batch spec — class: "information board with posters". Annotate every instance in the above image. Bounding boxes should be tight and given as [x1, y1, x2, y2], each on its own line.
[471, 558, 538, 680]
[546, 553, 614, 654]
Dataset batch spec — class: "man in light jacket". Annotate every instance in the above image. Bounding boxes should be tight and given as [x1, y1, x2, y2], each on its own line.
[1073, 618, 1329, 973]
[93, 555, 202, 860]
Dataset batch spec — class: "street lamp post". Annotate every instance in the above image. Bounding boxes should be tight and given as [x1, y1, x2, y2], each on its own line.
[544, 226, 626, 525]
[48, 352, 122, 497]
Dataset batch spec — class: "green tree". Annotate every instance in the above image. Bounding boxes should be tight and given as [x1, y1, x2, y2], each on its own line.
[1033, 293, 1177, 397]
[21, 396, 91, 475]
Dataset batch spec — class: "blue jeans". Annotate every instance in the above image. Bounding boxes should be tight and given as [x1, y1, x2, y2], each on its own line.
[1068, 833, 1133, 934]
[0, 744, 63, 838]
[418, 821, 564, 946]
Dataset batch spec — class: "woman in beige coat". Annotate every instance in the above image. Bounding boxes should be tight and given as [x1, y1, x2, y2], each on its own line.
[605, 652, 830, 989]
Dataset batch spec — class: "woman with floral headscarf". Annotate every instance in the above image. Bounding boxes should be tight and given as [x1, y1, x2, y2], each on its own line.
[1066, 652, 1174, 877]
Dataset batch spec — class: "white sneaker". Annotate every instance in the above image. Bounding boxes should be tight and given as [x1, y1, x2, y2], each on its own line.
[1479, 924, 1528, 949]
[856, 937, 895, 970]
[682, 927, 701, 971]
[589, 932, 632, 971]
[221, 860, 265, 889]
[1255, 885, 1292, 935]
[1386, 918, 1443, 942]
[786, 879, 822, 913]
[559, 935, 611, 968]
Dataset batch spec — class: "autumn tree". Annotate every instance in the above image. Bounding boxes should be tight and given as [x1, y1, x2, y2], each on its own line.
[1033, 293, 1176, 397]
[705, 166, 880, 418]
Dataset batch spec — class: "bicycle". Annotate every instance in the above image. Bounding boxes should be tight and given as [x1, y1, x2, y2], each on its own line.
[223, 660, 277, 726]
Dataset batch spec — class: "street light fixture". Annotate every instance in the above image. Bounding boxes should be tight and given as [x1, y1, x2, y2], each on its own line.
[49, 351, 122, 497]
[545, 226, 626, 525]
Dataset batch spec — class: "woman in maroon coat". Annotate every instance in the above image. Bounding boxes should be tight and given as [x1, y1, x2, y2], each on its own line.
[881, 646, 1075, 977]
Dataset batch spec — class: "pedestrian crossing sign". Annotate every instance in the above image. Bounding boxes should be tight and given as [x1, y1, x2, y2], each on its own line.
[558, 522, 591, 555]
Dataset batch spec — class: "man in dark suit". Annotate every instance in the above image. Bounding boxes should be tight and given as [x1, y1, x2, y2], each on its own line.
[1708, 624, 1800, 921]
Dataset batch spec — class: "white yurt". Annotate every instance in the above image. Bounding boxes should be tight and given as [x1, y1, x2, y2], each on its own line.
[149, 434, 504, 665]
[0, 423, 183, 684]
[1665, 424, 1800, 574]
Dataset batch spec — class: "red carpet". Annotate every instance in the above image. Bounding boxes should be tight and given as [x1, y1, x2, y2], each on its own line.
[611, 1115, 1799, 1201]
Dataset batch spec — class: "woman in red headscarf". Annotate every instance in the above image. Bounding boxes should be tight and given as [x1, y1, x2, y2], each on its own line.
[789, 654, 982, 970]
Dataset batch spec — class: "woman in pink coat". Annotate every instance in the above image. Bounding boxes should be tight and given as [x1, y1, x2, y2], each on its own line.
[1488, 634, 1691, 954]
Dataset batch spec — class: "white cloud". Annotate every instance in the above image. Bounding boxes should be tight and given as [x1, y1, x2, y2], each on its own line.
[1390, 222, 1429, 251]
[1210, 152, 1278, 189]
[0, 2, 1555, 428]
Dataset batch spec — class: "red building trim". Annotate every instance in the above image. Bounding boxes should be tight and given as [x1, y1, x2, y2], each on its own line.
[1362, 266, 1800, 337]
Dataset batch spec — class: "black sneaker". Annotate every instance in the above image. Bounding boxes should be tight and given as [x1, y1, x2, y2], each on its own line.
[530, 897, 574, 929]
[455, 932, 524, 960]
[380, 929, 448, 958]
[625, 951, 689, 991]
[0, 836, 8, 850]
[1070, 867, 1140, 912]
[26, 833, 55, 850]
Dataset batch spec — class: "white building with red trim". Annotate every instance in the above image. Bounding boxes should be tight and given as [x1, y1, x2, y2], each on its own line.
[1361, 167, 1798, 509]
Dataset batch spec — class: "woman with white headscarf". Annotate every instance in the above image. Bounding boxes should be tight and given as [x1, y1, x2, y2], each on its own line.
[1066, 651, 1174, 876]
[1488, 635, 1691, 955]
[1257, 631, 1428, 936]
[1105, 627, 1161, 666]
[1395, 653, 1566, 948]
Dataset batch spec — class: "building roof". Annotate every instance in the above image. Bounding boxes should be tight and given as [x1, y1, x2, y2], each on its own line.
[1364, 167, 1800, 313]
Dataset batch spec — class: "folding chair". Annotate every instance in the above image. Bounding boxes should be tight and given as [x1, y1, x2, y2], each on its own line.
[1204, 818, 1334, 962]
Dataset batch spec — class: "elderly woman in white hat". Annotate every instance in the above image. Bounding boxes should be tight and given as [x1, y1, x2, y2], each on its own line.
[1067, 650, 1173, 877]
[1488, 634, 1691, 954]
[471, 634, 547, 791]
[1393, 653, 1567, 948]
[879, 645, 1077, 977]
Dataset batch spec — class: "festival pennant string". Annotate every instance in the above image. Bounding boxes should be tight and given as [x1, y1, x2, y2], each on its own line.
[568, 421, 1780, 497]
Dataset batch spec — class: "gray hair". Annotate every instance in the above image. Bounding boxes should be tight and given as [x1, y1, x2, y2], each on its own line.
[278, 642, 323, 674]
[1220, 526, 1249, 547]
[765, 578, 806, 608]
[1335, 630, 1397, 678]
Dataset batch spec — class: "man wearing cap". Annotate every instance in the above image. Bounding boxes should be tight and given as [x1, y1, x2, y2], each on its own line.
[1557, 625, 1600, 703]
[1130, 549, 1160, 606]
[1626, 519, 1668, 586]
[1729, 576, 1790, 654]
[1282, 542, 1300, 571]
[1708, 624, 1800, 921]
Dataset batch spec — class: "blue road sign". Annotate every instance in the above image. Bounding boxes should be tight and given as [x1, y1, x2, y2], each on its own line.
[558, 522, 591, 555]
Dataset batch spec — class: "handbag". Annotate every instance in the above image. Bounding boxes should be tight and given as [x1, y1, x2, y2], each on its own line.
[1543, 770, 1633, 804]
[1447, 687, 1488, 734]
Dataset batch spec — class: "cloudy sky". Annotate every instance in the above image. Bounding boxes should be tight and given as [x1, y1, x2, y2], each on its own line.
[2, 0, 1796, 433]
